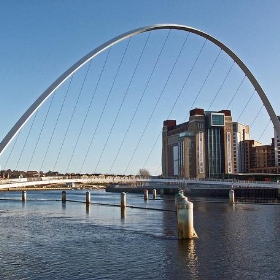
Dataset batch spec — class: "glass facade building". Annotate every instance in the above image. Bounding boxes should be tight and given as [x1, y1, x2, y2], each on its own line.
[207, 127, 223, 176]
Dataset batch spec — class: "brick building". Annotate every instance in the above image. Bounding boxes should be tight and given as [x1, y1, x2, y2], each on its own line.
[162, 108, 234, 178]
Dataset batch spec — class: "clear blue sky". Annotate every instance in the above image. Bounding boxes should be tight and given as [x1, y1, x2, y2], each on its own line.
[0, 0, 280, 174]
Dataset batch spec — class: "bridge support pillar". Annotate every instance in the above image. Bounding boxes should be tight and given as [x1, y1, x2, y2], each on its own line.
[177, 197, 198, 239]
[86, 204, 90, 215]
[152, 189, 157, 200]
[229, 189, 235, 204]
[121, 192, 126, 219]
[86, 191, 91, 204]
[22, 190, 26, 202]
[175, 190, 185, 213]
[144, 189, 149, 200]
[62, 191, 66, 203]
[121, 192, 126, 209]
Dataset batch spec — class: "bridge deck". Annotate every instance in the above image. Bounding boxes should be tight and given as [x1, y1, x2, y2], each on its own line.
[0, 177, 280, 190]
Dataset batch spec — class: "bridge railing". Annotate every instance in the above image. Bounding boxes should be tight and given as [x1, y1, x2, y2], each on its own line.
[0, 176, 279, 189]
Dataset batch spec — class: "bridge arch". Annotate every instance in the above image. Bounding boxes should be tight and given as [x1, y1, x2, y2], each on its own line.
[1, 23, 279, 156]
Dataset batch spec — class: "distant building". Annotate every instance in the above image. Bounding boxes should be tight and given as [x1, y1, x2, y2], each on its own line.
[26, 170, 42, 177]
[242, 139, 277, 173]
[162, 108, 234, 178]
[241, 140, 262, 173]
[274, 116, 280, 166]
[232, 122, 250, 173]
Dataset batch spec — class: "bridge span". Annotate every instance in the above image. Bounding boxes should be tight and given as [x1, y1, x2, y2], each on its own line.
[0, 176, 279, 190]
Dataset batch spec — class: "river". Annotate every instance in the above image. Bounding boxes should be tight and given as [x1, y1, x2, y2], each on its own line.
[0, 189, 279, 279]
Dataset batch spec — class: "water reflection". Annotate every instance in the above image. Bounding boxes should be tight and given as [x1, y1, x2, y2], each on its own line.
[121, 208, 126, 219]
[0, 191, 279, 279]
[178, 240, 199, 279]
[86, 204, 90, 215]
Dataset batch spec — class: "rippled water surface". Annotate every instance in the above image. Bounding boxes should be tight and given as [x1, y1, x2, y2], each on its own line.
[0, 190, 279, 279]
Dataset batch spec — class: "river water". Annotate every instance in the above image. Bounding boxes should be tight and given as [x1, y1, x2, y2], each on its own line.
[0, 189, 279, 279]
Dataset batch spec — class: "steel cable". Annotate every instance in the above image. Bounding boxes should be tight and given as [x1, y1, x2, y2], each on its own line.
[145, 38, 208, 174]
[208, 61, 235, 110]
[164, 38, 207, 123]
[2, 131, 21, 169]
[123, 30, 171, 174]
[250, 105, 264, 128]
[226, 75, 246, 109]
[108, 33, 152, 174]
[40, 74, 74, 171]
[187, 49, 222, 117]
[53, 61, 92, 171]
[27, 90, 57, 170]
[237, 89, 255, 122]
[15, 111, 38, 169]
[258, 119, 271, 143]
[92, 39, 132, 173]
[79, 49, 112, 173]
[140, 33, 191, 170]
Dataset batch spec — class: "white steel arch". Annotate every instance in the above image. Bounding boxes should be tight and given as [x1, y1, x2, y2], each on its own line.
[1, 23, 279, 156]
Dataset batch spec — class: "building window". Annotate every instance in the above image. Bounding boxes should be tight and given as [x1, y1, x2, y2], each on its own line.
[211, 113, 225, 126]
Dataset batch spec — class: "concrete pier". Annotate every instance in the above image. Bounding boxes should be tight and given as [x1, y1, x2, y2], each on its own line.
[121, 192, 126, 209]
[62, 191, 66, 203]
[229, 189, 235, 204]
[86, 191, 91, 204]
[152, 189, 157, 200]
[22, 190, 26, 202]
[144, 189, 149, 200]
[177, 196, 198, 240]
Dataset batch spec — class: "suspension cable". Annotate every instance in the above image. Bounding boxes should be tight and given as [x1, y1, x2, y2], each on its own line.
[165, 38, 207, 121]
[123, 30, 171, 174]
[258, 119, 271, 143]
[75, 47, 114, 173]
[250, 105, 264, 129]
[140, 33, 191, 170]
[15, 110, 38, 170]
[226, 75, 246, 109]
[141, 128, 162, 172]
[143, 38, 208, 174]
[79, 48, 112, 173]
[237, 89, 255, 122]
[75, 38, 129, 173]
[53, 60, 92, 171]
[2, 131, 21, 169]
[108, 33, 152, 174]
[187, 48, 222, 118]
[208, 60, 235, 110]
[27, 90, 57, 170]
[66, 55, 115, 172]
[93, 38, 131, 173]
[40, 74, 74, 171]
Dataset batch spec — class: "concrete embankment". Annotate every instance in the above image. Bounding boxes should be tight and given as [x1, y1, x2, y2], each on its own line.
[185, 185, 279, 198]
[107, 184, 280, 200]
